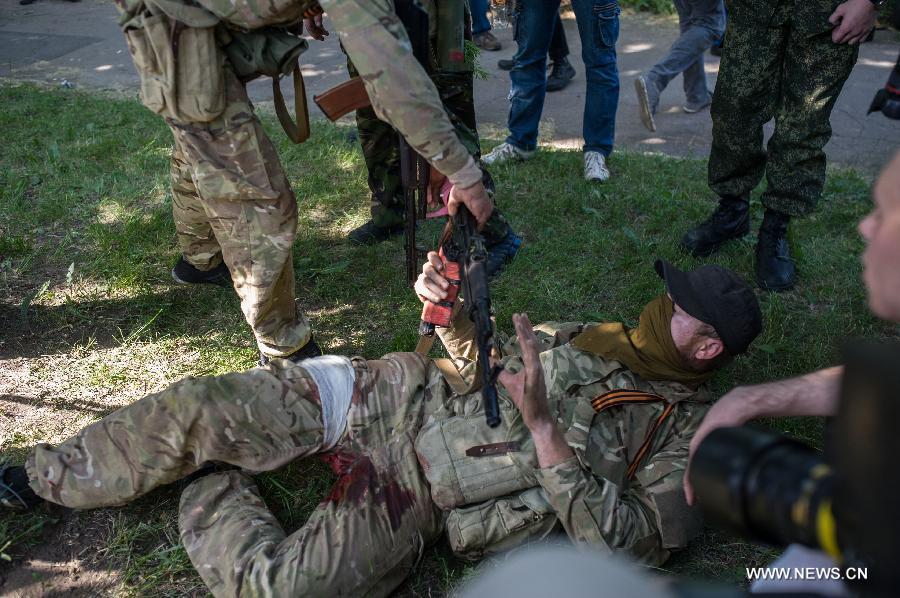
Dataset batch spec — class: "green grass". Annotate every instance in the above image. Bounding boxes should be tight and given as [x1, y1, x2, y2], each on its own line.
[0, 82, 892, 595]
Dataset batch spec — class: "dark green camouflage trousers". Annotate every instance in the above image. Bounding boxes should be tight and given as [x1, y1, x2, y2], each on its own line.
[346, 57, 481, 227]
[26, 354, 446, 597]
[168, 70, 310, 357]
[708, 0, 858, 217]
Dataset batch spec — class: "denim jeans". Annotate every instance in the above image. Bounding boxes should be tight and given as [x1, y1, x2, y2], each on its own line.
[470, 0, 492, 34]
[646, 0, 725, 107]
[506, 0, 620, 156]
[549, 13, 570, 62]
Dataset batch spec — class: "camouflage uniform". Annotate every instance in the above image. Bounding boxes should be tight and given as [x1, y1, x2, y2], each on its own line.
[346, 0, 481, 229]
[25, 313, 710, 595]
[707, 0, 859, 216]
[116, 0, 488, 357]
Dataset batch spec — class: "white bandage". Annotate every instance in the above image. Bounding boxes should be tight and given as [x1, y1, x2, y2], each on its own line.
[300, 355, 356, 451]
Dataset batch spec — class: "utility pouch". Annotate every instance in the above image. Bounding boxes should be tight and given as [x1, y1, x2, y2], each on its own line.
[445, 487, 558, 560]
[220, 28, 310, 143]
[415, 400, 537, 510]
[125, 13, 225, 123]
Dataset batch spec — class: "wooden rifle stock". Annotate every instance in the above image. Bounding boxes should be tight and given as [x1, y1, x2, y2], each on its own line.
[313, 78, 371, 122]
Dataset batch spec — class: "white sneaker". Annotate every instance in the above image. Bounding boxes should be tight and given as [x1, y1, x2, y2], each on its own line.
[584, 151, 610, 182]
[483, 142, 535, 166]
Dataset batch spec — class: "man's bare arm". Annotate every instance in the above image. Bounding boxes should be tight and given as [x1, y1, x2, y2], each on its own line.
[684, 365, 844, 504]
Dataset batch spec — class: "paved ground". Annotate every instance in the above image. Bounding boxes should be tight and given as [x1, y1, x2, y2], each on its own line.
[2, 0, 898, 173]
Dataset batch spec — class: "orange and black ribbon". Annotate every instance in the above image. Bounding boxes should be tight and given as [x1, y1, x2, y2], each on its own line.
[591, 389, 675, 480]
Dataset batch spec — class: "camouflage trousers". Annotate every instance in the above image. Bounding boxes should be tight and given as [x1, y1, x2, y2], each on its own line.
[26, 353, 445, 597]
[168, 69, 310, 357]
[708, 1, 858, 217]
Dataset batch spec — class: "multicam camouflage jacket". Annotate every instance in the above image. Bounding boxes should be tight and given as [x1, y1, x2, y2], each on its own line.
[113, 0, 482, 187]
[420, 313, 713, 566]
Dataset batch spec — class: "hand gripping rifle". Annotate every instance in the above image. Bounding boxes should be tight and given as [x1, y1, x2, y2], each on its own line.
[313, 0, 431, 285]
[419, 206, 502, 428]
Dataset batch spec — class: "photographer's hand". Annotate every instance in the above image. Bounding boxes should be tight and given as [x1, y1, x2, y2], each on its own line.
[829, 0, 878, 45]
[684, 366, 844, 505]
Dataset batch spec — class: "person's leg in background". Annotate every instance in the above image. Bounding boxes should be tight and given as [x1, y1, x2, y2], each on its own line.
[471, 0, 502, 51]
[634, 0, 724, 131]
[572, 0, 620, 182]
[485, 0, 560, 165]
[547, 12, 577, 92]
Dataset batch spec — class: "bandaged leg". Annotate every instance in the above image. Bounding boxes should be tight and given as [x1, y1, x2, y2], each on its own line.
[25, 360, 357, 508]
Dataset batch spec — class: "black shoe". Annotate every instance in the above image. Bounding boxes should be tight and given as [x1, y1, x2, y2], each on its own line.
[755, 210, 796, 292]
[486, 229, 522, 278]
[546, 58, 576, 92]
[347, 220, 404, 245]
[498, 58, 515, 71]
[259, 337, 323, 366]
[710, 44, 722, 57]
[0, 462, 42, 510]
[681, 197, 750, 257]
[171, 257, 232, 287]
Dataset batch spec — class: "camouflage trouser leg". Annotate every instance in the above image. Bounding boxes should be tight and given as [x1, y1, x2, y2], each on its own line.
[25, 364, 328, 508]
[26, 353, 445, 596]
[179, 352, 445, 597]
[171, 147, 223, 270]
[168, 70, 310, 357]
[708, 11, 857, 216]
[759, 26, 856, 216]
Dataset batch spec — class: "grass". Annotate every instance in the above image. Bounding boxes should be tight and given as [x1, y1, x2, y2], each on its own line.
[0, 82, 892, 595]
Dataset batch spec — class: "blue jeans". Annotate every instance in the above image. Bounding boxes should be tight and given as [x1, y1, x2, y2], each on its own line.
[646, 0, 724, 106]
[470, 0, 492, 34]
[506, 0, 620, 155]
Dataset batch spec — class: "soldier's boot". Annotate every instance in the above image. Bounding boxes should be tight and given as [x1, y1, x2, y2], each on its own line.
[0, 463, 43, 510]
[258, 336, 323, 367]
[681, 196, 750, 257]
[546, 57, 576, 92]
[755, 210, 796, 292]
[347, 220, 405, 245]
[171, 257, 232, 288]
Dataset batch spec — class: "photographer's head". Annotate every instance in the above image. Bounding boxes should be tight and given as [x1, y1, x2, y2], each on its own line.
[858, 151, 900, 322]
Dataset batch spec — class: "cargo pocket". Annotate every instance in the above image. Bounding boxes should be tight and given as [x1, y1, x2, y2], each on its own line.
[125, 15, 225, 123]
[445, 487, 558, 561]
[175, 26, 226, 122]
[174, 117, 279, 202]
[592, 2, 621, 49]
[125, 17, 170, 115]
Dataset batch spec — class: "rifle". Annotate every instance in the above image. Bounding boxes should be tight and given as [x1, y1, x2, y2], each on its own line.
[419, 206, 502, 428]
[313, 0, 431, 285]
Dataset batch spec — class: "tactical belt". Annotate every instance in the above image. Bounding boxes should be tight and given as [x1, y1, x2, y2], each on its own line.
[592, 389, 675, 480]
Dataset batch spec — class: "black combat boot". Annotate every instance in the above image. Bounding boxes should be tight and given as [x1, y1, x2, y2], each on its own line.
[259, 336, 323, 367]
[681, 196, 750, 257]
[755, 210, 796, 292]
[546, 57, 576, 92]
[0, 462, 43, 510]
[171, 257, 232, 287]
[347, 220, 404, 245]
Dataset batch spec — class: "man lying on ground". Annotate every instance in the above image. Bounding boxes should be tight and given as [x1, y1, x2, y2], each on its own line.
[0, 259, 761, 597]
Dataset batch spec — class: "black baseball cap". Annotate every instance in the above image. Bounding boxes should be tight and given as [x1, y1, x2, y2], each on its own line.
[655, 259, 762, 355]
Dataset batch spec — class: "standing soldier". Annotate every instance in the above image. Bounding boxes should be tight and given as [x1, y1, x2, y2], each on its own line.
[115, 0, 498, 363]
[680, 0, 879, 291]
[338, 0, 521, 275]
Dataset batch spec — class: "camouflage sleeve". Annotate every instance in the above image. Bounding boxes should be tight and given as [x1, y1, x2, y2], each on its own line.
[321, 0, 483, 188]
[534, 450, 696, 566]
